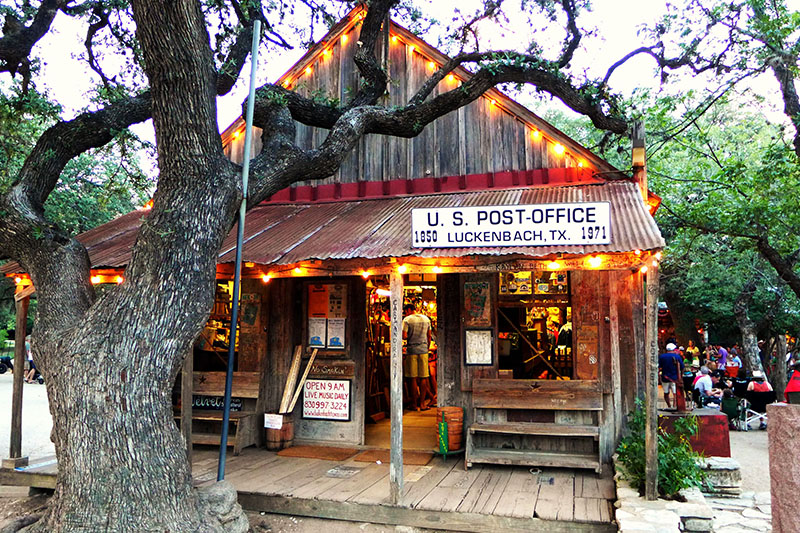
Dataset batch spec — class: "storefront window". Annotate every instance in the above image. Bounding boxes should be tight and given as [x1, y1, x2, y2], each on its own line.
[497, 271, 573, 379]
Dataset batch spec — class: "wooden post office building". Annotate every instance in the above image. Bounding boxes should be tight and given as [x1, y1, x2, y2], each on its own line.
[4, 9, 664, 481]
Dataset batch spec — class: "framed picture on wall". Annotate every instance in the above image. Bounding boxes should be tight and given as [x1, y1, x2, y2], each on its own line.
[465, 329, 493, 366]
[463, 281, 491, 327]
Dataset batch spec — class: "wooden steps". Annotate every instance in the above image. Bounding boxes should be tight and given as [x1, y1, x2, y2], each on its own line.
[469, 423, 599, 439]
[465, 448, 601, 471]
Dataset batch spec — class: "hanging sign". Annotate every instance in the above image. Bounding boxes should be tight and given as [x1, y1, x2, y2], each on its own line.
[302, 379, 351, 421]
[411, 202, 611, 248]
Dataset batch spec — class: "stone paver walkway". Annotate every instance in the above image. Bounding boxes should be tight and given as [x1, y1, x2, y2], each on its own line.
[709, 491, 771, 533]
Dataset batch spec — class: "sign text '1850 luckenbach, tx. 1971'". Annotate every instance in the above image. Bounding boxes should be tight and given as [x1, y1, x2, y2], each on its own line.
[410, 202, 612, 248]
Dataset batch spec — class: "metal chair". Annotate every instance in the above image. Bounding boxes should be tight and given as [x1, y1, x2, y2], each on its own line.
[742, 390, 777, 430]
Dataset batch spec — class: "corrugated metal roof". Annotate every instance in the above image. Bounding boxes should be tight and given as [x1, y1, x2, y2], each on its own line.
[1, 181, 663, 275]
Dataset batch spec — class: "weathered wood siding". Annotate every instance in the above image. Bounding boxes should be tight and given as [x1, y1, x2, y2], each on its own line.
[224, 23, 587, 185]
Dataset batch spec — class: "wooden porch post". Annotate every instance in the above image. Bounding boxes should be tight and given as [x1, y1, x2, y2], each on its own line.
[389, 271, 404, 504]
[181, 349, 193, 468]
[609, 276, 622, 443]
[644, 263, 660, 500]
[6, 293, 30, 468]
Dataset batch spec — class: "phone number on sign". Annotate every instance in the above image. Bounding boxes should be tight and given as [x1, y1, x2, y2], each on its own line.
[303, 400, 348, 411]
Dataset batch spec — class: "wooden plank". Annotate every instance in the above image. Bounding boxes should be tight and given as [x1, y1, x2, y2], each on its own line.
[279, 345, 303, 414]
[466, 449, 599, 471]
[193, 371, 260, 398]
[10, 295, 28, 460]
[286, 348, 319, 413]
[470, 423, 599, 438]
[472, 379, 602, 410]
[455, 467, 512, 515]
[494, 467, 541, 518]
[0, 469, 56, 490]
[317, 462, 388, 502]
[400, 457, 458, 509]
[438, 463, 483, 489]
[644, 262, 660, 500]
[238, 493, 617, 533]
[573, 497, 611, 523]
[181, 348, 193, 467]
[253, 458, 340, 496]
[389, 271, 404, 504]
[417, 485, 468, 512]
[535, 471, 575, 521]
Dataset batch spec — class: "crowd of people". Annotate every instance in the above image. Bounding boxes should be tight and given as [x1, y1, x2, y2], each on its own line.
[658, 339, 800, 429]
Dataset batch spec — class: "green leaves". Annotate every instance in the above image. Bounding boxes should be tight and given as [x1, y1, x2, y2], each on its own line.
[617, 399, 707, 498]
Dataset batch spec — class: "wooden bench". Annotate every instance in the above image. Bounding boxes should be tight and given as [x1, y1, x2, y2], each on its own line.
[466, 379, 604, 472]
[179, 371, 261, 456]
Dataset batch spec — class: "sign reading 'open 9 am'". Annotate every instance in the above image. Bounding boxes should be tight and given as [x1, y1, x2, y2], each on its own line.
[411, 202, 612, 248]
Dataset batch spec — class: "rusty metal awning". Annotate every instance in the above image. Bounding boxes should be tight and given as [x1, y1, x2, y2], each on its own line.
[2, 181, 663, 274]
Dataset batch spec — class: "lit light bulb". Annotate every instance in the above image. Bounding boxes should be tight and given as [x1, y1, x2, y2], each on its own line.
[553, 143, 565, 155]
[652, 260, 658, 267]
[232, 130, 241, 139]
[397, 264, 408, 274]
[587, 256, 602, 268]
[428, 61, 436, 70]
[432, 265, 442, 273]
[341, 34, 349, 44]
[294, 267, 303, 275]
[655, 251, 663, 260]
[261, 274, 272, 283]
[447, 74, 455, 82]
[391, 35, 398, 43]
[531, 130, 541, 140]
[490, 99, 497, 106]
[14, 276, 22, 285]
[90, 275, 101, 284]
[640, 266, 648, 274]
[408, 45, 415, 53]
[547, 261, 561, 270]
[115, 275, 124, 284]
[634, 249, 642, 256]
[577, 161, 584, 168]
[305, 66, 313, 75]
[360, 270, 371, 279]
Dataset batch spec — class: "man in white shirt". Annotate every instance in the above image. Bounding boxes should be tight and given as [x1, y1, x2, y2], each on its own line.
[402, 304, 434, 411]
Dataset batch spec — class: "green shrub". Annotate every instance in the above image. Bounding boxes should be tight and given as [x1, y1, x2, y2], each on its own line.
[616, 398, 707, 498]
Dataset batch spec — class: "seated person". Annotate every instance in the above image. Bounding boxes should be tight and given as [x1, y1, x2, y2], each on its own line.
[747, 370, 773, 392]
[694, 366, 723, 404]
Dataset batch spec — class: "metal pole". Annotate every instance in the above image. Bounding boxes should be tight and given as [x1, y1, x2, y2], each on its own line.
[218, 19, 261, 482]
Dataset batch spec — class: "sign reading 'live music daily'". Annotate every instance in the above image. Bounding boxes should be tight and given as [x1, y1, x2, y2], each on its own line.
[411, 202, 611, 248]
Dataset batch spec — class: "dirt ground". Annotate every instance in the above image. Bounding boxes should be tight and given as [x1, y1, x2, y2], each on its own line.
[728, 427, 769, 493]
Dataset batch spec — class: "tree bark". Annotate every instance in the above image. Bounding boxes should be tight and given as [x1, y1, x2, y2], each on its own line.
[733, 282, 766, 377]
[774, 334, 788, 399]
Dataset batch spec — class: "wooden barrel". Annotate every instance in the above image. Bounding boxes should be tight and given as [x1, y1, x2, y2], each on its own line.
[436, 407, 464, 451]
[266, 415, 294, 450]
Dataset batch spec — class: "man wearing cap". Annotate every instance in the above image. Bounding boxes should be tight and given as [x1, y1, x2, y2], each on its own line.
[659, 343, 684, 409]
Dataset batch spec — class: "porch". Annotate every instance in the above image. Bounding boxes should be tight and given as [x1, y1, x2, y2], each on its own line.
[192, 446, 616, 532]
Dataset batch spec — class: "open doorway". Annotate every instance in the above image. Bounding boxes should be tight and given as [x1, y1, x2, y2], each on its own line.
[364, 275, 438, 450]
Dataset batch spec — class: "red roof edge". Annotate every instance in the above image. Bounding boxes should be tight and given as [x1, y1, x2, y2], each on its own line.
[266, 168, 612, 204]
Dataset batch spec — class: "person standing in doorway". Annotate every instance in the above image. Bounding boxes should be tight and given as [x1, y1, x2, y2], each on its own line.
[402, 304, 434, 411]
[659, 343, 684, 409]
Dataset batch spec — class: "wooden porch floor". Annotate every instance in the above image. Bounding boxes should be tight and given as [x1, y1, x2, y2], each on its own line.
[192, 447, 617, 532]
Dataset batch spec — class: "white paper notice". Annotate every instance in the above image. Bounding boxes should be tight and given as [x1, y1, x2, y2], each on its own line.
[326, 318, 346, 349]
[308, 318, 327, 348]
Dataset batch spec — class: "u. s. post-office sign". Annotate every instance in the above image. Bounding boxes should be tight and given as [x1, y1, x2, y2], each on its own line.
[411, 202, 612, 248]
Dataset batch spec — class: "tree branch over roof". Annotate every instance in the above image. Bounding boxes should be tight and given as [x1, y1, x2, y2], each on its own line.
[0, 0, 67, 90]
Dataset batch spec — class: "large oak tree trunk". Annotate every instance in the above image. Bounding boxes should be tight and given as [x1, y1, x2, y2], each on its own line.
[733, 282, 766, 377]
[33, 343, 208, 532]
